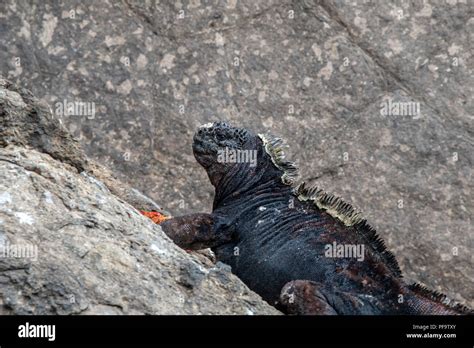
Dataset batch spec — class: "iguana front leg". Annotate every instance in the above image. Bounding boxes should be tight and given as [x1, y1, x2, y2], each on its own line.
[160, 213, 232, 250]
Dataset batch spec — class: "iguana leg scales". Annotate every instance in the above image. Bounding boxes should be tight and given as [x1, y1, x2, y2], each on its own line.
[159, 213, 216, 250]
[279, 280, 338, 315]
[279, 280, 386, 315]
[160, 213, 233, 250]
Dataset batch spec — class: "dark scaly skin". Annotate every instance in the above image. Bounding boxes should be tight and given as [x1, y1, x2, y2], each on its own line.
[161, 122, 472, 315]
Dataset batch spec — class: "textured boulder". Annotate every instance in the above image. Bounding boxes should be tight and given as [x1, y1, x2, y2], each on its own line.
[0, 0, 472, 307]
[0, 80, 279, 315]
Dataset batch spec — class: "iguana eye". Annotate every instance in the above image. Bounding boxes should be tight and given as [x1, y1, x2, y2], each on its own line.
[216, 132, 226, 141]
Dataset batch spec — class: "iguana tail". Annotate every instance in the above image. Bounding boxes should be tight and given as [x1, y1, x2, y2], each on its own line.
[404, 283, 472, 315]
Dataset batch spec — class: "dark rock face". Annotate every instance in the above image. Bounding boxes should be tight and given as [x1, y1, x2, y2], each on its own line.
[0, 0, 472, 308]
[0, 79, 88, 172]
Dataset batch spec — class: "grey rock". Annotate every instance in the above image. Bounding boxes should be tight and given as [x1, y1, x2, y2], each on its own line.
[0, 80, 279, 315]
[0, 78, 169, 215]
[0, 0, 471, 307]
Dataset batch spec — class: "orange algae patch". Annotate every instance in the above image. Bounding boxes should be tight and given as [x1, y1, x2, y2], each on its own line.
[140, 211, 171, 224]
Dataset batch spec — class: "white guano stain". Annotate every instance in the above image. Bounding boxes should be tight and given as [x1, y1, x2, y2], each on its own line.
[0, 192, 12, 205]
[39, 13, 58, 47]
[14, 212, 35, 225]
[160, 54, 176, 70]
[318, 61, 333, 80]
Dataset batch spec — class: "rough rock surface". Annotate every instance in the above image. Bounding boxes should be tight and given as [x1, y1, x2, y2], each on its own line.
[0, 80, 279, 315]
[0, 1, 472, 307]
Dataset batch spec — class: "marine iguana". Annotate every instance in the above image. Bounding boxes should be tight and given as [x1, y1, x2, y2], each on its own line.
[159, 121, 472, 315]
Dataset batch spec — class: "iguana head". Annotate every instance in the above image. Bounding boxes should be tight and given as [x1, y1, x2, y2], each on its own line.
[192, 121, 298, 195]
[193, 121, 254, 186]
